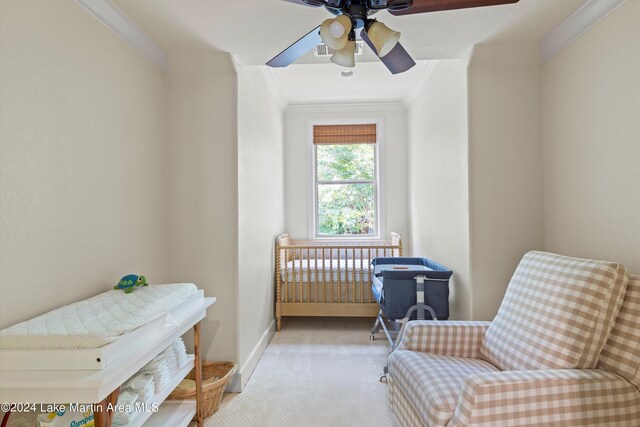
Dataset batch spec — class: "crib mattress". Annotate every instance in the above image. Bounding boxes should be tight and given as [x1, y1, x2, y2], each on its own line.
[285, 259, 371, 271]
[283, 259, 373, 284]
[0, 283, 197, 350]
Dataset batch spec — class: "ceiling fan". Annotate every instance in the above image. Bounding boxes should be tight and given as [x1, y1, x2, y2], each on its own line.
[267, 0, 520, 74]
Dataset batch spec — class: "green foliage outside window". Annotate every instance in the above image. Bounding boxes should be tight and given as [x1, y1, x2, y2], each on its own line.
[317, 144, 374, 181]
[316, 144, 377, 236]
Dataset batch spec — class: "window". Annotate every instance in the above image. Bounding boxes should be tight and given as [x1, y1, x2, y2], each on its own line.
[313, 123, 380, 238]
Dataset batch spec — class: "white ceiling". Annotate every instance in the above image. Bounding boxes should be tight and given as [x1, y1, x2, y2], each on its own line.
[113, 0, 585, 104]
[114, 0, 584, 64]
[266, 60, 433, 105]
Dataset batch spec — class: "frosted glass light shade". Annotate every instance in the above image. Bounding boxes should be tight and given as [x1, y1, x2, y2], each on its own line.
[367, 21, 400, 57]
[330, 40, 356, 68]
[320, 15, 351, 50]
[329, 21, 345, 38]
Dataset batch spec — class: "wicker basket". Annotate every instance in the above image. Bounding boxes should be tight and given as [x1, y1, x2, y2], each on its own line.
[168, 361, 237, 419]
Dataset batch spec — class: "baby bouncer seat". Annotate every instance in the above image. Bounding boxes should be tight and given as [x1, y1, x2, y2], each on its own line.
[370, 257, 452, 345]
[370, 257, 452, 380]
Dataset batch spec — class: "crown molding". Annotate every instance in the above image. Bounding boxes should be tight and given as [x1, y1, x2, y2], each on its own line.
[74, 0, 167, 71]
[540, 0, 628, 63]
[262, 67, 288, 112]
[402, 61, 435, 108]
[286, 101, 406, 115]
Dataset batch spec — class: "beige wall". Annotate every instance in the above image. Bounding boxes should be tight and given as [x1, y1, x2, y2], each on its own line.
[166, 52, 239, 364]
[284, 104, 409, 247]
[237, 66, 284, 389]
[467, 43, 545, 320]
[407, 60, 471, 320]
[0, 0, 170, 328]
[542, 0, 640, 273]
[0, 2, 282, 389]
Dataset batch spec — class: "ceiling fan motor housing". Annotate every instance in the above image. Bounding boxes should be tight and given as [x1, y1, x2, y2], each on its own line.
[367, 0, 388, 8]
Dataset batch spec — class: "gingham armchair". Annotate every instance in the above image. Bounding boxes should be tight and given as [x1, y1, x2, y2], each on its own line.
[388, 252, 640, 426]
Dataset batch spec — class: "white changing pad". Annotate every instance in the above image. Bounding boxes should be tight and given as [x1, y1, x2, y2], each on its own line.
[0, 284, 198, 350]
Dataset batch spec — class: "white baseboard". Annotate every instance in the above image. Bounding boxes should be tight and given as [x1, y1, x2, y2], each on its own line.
[226, 319, 276, 392]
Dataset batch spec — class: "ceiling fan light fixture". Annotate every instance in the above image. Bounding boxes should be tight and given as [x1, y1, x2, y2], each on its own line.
[329, 21, 346, 38]
[320, 14, 351, 50]
[330, 39, 356, 68]
[366, 21, 400, 57]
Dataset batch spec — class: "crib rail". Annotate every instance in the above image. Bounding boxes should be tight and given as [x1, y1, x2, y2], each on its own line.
[277, 244, 401, 304]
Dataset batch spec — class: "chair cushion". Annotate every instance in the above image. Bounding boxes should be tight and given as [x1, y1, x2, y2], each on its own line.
[388, 350, 499, 426]
[480, 251, 628, 371]
[598, 275, 640, 388]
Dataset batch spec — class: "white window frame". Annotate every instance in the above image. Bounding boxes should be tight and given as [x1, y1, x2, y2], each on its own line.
[308, 118, 384, 241]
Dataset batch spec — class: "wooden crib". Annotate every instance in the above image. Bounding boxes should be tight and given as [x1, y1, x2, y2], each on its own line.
[275, 232, 402, 331]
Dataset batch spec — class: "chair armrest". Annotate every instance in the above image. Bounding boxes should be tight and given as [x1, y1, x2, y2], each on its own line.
[395, 320, 491, 358]
[451, 369, 640, 426]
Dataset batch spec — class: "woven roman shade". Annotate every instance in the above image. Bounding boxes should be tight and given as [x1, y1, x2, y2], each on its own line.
[313, 124, 377, 144]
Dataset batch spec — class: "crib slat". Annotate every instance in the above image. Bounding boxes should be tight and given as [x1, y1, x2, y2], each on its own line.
[337, 248, 341, 304]
[314, 248, 318, 303]
[360, 248, 364, 304]
[284, 248, 289, 303]
[338, 248, 349, 302]
[368, 247, 372, 303]
[351, 247, 356, 304]
[353, 248, 357, 303]
[292, 249, 297, 303]
[343, 248, 353, 303]
[322, 248, 326, 303]
[345, 247, 348, 303]
[276, 244, 281, 305]
[298, 249, 303, 304]
[330, 248, 334, 303]
[307, 248, 311, 303]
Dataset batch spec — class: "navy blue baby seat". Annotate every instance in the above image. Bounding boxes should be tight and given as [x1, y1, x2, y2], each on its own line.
[370, 258, 452, 345]
[372, 257, 452, 321]
[370, 257, 452, 382]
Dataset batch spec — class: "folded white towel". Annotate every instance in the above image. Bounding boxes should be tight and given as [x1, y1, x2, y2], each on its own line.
[172, 338, 189, 368]
[124, 372, 155, 404]
[141, 354, 172, 393]
[163, 346, 179, 374]
[112, 390, 139, 425]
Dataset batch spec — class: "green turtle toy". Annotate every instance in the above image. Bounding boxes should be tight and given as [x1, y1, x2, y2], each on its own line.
[114, 274, 148, 293]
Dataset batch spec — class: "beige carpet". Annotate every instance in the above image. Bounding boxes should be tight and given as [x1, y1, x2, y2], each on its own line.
[206, 317, 394, 427]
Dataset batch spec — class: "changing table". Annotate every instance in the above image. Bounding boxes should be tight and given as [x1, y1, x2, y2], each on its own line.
[0, 284, 215, 427]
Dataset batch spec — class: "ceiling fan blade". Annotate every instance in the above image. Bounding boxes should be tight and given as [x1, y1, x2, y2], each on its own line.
[389, 0, 519, 16]
[267, 26, 322, 68]
[361, 29, 416, 75]
[281, 0, 327, 7]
